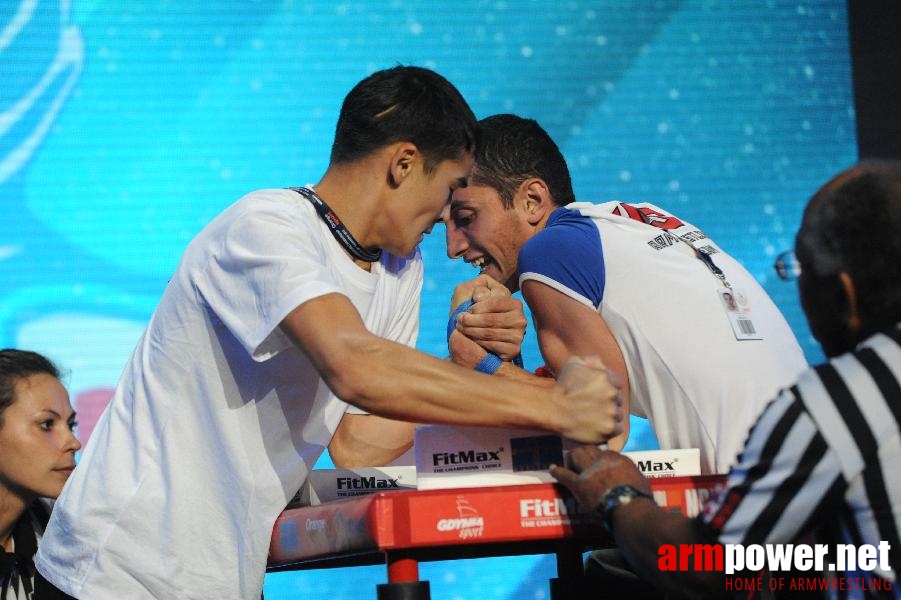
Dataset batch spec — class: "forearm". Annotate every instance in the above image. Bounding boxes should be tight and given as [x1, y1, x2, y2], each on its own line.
[327, 360, 556, 466]
[494, 362, 556, 386]
[450, 340, 555, 387]
[610, 501, 725, 597]
[333, 334, 566, 431]
[282, 293, 619, 444]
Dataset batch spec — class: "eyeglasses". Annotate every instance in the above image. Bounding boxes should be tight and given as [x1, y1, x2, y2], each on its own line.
[773, 250, 801, 281]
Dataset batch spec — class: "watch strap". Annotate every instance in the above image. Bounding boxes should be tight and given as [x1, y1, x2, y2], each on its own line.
[597, 484, 654, 532]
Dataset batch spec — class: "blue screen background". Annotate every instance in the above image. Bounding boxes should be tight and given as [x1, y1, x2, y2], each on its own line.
[1, 1, 856, 598]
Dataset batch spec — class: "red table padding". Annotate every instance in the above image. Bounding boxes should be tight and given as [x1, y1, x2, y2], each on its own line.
[268, 475, 726, 569]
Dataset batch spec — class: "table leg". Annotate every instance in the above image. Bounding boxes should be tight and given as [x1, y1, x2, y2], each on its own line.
[549, 546, 587, 600]
[376, 581, 431, 600]
[378, 551, 431, 600]
[387, 552, 420, 583]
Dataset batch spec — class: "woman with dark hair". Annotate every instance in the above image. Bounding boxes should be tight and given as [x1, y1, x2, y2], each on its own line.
[0, 349, 79, 599]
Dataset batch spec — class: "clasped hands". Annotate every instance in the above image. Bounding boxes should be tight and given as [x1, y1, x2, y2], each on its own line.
[448, 274, 625, 445]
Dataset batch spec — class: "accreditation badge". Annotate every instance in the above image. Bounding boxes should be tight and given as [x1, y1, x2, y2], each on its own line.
[718, 287, 762, 340]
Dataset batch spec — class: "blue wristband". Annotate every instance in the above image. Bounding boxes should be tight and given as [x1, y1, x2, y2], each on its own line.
[448, 299, 524, 373]
[474, 352, 503, 375]
[446, 299, 475, 342]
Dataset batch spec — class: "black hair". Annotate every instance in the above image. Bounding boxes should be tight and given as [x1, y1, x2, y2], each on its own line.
[329, 66, 479, 174]
[469, 114, 576, 208]
[798, 160, 901, 336]
[0, 349, 61, 425]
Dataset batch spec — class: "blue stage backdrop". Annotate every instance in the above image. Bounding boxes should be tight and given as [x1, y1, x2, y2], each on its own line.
[2, 1, 855, 598]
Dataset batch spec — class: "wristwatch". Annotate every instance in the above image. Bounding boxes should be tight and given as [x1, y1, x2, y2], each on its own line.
[597, 484, 654, 532]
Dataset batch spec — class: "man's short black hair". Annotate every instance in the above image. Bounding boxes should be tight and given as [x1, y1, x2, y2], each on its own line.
[0, 349, 61, 425]
[330, 66, 479, 174]
[470, 114, 576, 208]
[799, 160, 901, 336]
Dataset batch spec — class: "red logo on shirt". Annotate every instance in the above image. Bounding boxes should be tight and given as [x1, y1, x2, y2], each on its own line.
[614, 203, 686, 230]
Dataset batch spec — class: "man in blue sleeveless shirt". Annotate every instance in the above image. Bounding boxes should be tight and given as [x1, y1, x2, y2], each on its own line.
[443, 114, 807, 475]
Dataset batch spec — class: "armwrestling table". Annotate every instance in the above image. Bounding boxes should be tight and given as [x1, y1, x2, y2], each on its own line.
[267, 475, 726, 600]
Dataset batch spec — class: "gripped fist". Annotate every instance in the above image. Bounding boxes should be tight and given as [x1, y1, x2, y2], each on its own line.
[449, 275, 526, 361]
[549, 445, 649, 512]
[450, 273, 510, 308]
[554, 356, 624, 444]
[448, 329, 489, 369]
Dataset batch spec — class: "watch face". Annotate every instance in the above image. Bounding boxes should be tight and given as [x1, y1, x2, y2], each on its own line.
[600, 485, 653, 531]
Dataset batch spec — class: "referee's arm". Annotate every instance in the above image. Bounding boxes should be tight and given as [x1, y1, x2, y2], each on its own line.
[551, 446, 725, 598]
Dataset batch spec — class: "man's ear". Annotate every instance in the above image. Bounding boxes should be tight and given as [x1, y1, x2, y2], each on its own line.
[839, 271, 862, 332]
[388, 143, 419, 188]
[520, 179, 554, 226]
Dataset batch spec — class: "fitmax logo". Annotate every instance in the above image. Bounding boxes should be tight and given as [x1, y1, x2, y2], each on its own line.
[637, 459, 677, 473]
[520, 497, 578, 518]
[336, 476, 400, 490]
[519, 496, 581, 528]
[432, 448, 503, 467]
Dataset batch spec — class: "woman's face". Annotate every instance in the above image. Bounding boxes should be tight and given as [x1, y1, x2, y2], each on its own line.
[0, 373, 80, 502]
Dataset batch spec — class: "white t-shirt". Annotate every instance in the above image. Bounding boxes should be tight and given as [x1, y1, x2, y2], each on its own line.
[35, 188, 423, 599]
[519, 201, 808, 474]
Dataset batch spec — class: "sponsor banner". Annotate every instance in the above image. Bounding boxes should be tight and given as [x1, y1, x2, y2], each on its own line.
[290, 466, 417, 506]
[405, 485, 595, 545]
[648, 474, 724, 518]
[269, 477, 727, 566]
[414, 425, 578, 490]
[415, 425, 702, 491]
[403, 476, 726, 545]
[623, 449, 701, 479]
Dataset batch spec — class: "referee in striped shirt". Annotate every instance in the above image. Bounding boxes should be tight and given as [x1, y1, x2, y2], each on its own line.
[551, 161, 901, 599]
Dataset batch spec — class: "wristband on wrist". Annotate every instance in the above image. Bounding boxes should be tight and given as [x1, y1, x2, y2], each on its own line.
[447, 299, 523, 375]
[596, 485, 654, 533]
[446, 299, 476, 342]
[474, 352, 503, 374]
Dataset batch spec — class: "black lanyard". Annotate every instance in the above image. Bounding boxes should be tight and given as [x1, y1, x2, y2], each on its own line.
[694, 247, 728, 285]
[290, 187, 382, 263]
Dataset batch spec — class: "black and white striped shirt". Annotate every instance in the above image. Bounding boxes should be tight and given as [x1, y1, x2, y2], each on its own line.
[701, 324, 901, 598]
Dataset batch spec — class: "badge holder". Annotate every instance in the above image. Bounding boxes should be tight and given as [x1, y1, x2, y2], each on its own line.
[717, 287, 762, 340]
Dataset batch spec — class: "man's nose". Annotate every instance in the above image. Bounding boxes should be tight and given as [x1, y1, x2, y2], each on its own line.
[443, 220, 468, 259]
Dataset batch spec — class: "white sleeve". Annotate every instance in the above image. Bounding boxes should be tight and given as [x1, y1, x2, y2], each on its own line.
[194, 195, 343, 361]
[384, 251, 423, 348]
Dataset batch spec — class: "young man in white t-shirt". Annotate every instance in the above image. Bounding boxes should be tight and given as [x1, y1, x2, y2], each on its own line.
[33, 67, 623, 600]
